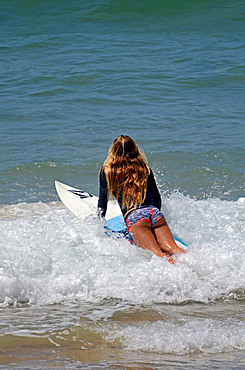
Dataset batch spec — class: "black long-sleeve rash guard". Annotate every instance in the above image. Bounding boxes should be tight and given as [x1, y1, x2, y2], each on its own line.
[97, 168, 162, 218]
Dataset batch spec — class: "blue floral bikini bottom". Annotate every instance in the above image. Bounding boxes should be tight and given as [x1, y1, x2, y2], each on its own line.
[125, 206, 164, 231]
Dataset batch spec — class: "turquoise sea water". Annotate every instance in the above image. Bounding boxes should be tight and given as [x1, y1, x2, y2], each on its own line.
[0, 1, 245, 368]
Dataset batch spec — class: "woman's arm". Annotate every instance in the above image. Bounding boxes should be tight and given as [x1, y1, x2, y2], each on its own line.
[98, 168, 108, 217]
[148, 169, 161, 210]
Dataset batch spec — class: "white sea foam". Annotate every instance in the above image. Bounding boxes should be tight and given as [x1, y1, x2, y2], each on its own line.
[0, 194, 244, 307]
[103, 318, 245, 354]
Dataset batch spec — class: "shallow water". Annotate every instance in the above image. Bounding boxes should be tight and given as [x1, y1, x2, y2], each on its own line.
[1, 0, 245, 368]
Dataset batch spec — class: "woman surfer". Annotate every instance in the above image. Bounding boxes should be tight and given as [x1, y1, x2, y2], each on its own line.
[98, 135, 185, 262]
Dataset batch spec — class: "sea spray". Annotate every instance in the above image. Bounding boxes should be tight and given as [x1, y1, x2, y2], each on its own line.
[1, 193, 244, 307]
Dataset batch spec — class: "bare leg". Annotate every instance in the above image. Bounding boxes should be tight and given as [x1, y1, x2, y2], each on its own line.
[129, 220, 175, 263]
[153, 218, 186, 255]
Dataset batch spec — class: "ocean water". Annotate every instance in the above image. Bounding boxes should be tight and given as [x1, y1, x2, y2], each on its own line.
[0, 0, 245, 368]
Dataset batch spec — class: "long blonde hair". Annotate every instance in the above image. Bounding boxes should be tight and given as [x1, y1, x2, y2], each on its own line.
[103, 135, 150, 210]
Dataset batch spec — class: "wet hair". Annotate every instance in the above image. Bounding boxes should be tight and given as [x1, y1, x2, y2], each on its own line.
[103, 135, 150, 210]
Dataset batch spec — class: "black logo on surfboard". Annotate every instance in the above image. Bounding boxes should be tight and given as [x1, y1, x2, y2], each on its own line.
[69, 190, 93, 199]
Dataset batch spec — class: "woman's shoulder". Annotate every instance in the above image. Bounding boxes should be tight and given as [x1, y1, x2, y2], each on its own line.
[148, 168, 154, 176]
[99, 166, 106, 179]
[147, 168, 157, 183]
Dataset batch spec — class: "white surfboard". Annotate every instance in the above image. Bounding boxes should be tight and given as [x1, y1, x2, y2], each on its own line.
[55, 181, 121, 221]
